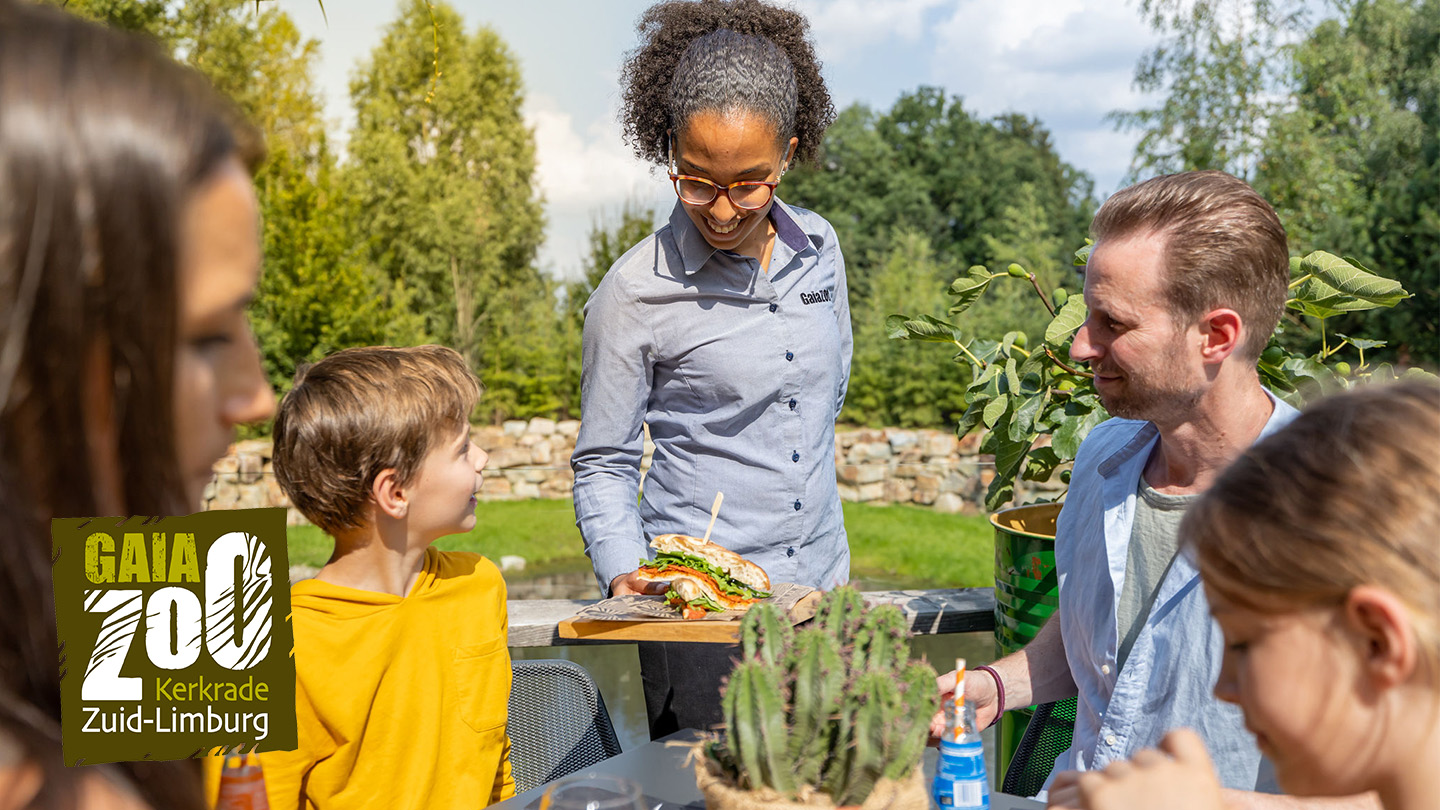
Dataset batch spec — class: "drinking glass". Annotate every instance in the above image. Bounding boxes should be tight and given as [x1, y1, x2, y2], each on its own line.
[538, 773, 646, 810]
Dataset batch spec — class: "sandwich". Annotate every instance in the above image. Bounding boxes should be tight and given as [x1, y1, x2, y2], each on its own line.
[635, 534, 772, 619]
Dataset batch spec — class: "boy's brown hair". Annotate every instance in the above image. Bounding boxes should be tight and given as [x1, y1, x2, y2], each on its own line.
[272, 345, 481, 536]
[1091, 170, 1289, 360]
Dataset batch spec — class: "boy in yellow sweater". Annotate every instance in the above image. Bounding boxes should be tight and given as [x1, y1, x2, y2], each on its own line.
[233, 345, 513, 810]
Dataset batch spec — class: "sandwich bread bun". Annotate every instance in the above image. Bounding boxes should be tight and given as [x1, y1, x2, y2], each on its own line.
[634, 534, 772, 617]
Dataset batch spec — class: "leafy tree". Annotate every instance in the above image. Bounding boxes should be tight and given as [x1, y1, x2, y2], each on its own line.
[977, 182, 1072, 342]
[782, 88, 1093, 427]
[1257, 0, 1439, 365]
[53, 0, 420, 398]
[570, 200, 659, 308]
[1111, 0, 1310, 180]
[554, 201, 659, 417]
[43, 0, 169, 33]
[785, 91, 1093, 309]
[843, 232, 969, 427]
[1115, 0, 1437, 366]
[347, 0, 547, 415]
[252, 142, 426, 391]
[892, 243, 1429, 510]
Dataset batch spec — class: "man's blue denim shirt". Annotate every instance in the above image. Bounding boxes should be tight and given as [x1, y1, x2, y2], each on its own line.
[571, 199, 853, 595]
[1050, 390, 1298, 791]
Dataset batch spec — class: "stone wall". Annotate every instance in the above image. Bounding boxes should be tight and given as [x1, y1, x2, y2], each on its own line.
[204, 420, 1060, 522]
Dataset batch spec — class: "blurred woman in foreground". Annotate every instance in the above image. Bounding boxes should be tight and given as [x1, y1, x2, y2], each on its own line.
[0, 1, 275, 806]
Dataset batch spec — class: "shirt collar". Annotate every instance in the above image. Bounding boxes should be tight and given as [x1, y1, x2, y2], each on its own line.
[668, 197, 811, 276]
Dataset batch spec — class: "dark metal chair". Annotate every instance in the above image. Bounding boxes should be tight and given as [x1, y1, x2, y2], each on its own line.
[506, 659, 623, 794]
[1000, 697, 1077, 798]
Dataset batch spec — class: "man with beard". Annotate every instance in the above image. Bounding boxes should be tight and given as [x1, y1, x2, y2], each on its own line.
[936, 172, 1377, 809]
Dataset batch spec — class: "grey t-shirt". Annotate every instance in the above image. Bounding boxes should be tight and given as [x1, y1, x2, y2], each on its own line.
[1115, 479, 1195, 670]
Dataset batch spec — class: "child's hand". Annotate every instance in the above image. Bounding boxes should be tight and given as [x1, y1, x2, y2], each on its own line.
[1046, 729, 1224, 810]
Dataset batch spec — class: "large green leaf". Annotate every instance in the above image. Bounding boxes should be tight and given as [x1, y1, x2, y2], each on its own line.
[1052, 399, 1109, 459]
[969, 338, 1002, 366]
[1334, 333, 1386, 351]
[967, 362, 1003, 395]
[1021, 446, 1063, 482]
[1073, 241, 1094, 267]
[1300, 252, 1409, 308]
[1004, 358, 1021, 396]
[948, 266, 995, 315]
[1044, 295, 1088, 347]
[956, 399, 986, 438]
[982, 394, 1010, 429]
[885, 314, 963, 343]
[984, 434, 1032, 512]
[1008, 393, 1046, 443]
[1288, 277, 1389, 318]
[1257, 357, 1297, 394]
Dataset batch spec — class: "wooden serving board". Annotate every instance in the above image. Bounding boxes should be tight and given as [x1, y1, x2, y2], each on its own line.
[557, 583, 820, 644]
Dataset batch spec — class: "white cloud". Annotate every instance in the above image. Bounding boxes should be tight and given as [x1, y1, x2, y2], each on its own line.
[920, 0, 1159, 193]
[526, 93, 670, 279]
[798, 0, 951, 58]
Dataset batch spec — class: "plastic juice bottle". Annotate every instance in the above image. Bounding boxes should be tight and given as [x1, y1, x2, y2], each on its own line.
[216, 752, 270, 810]
[932, 658, 989, 809]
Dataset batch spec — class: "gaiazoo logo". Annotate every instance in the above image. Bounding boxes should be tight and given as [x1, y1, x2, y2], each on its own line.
[53, 509, 297, 765]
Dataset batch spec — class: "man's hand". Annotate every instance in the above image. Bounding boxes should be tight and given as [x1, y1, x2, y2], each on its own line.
[1046, 729, 1225, 810]
[930, 667, 1001, 740]
[610, 569, 668, 597]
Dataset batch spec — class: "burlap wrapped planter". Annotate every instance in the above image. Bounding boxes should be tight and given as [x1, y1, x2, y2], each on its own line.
[692, 748, 929, 810]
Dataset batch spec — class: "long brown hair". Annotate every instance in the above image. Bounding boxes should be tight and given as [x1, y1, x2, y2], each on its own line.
[0, 1, 261, 806]
[1182, 381, 1440, 669]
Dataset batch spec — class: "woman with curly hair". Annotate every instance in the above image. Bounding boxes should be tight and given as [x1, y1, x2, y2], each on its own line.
[570, 0, 850, 737]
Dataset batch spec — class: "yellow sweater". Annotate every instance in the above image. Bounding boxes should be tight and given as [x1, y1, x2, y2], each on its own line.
[211, 548, 514, 810]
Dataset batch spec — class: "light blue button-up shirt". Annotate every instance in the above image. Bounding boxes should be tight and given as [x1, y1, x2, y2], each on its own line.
[1049, 391, 1298, 790]
[571, 199, 853, 595]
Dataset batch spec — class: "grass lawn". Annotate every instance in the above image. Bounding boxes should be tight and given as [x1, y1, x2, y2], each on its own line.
[284, 499, 995, 588]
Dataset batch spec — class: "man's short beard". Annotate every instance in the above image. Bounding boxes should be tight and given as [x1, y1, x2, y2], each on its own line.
[1100, 378, 1204, 424]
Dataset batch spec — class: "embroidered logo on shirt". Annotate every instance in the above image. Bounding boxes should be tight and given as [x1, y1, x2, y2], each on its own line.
[800, 289, 833, 305]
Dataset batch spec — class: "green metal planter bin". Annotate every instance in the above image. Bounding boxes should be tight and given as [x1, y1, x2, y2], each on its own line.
[990, 502, 1073, 781]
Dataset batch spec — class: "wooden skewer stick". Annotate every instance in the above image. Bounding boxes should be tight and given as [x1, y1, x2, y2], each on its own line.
[701, 491, 724, 543]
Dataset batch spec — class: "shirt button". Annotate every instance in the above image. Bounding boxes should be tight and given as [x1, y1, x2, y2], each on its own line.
[788, 399, 797, 410]
[1105, 735, 1117, 746]
[786, 547, 795, 557]
[1101, 664, 1112, 675]
[793, 500, 802, 511]
[792, 451, 800, 462]
[785, 351, 794, 361]
[768, 303, 778, 312]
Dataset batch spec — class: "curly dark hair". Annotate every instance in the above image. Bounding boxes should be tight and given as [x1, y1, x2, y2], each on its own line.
[620, 0, 835, 166]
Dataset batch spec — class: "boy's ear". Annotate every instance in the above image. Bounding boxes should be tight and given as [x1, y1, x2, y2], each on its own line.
[371, 468, 408, 520]
[1345, 585, 1418, 689]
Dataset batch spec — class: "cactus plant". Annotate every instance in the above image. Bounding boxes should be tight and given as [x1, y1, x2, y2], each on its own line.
[739, 601, 793, 668]
[707, 586, 938, 806]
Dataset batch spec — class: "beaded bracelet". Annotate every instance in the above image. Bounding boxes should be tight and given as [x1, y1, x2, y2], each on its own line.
[974, 664, 1005, 729]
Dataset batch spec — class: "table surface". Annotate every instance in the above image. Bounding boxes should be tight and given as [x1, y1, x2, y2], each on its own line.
[491, 729, 1044, 810]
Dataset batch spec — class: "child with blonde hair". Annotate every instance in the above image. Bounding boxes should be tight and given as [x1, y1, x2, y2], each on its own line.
[1049, 381, 1440, 810]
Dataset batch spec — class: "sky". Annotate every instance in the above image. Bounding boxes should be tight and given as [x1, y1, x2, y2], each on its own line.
[282, 0, 1164, 282]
